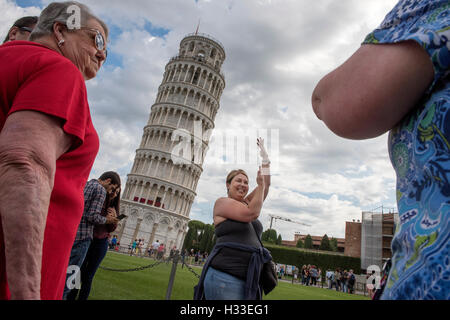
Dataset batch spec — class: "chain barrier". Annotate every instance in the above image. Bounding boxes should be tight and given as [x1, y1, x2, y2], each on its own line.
[181, 261, 201, 279]
[95, 249, 206, 300]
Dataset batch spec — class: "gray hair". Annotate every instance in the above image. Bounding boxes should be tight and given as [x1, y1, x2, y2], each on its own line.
[29, 1, 108, 41]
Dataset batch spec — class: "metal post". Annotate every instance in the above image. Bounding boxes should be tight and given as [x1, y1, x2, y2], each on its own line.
[165, 251, 179, 300]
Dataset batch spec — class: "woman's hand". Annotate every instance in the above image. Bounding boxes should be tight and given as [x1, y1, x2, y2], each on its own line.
[257, 137, 270, 164]
[107, 207, 117, 217]
[106, 208, 118, 224]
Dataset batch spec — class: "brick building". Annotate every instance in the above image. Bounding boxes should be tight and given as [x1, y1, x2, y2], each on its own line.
[344, 220, 362, 258]
[282, 233, 345, 253]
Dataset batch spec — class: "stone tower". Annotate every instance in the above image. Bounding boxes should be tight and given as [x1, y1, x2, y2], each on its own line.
[115, 32, 226, 252]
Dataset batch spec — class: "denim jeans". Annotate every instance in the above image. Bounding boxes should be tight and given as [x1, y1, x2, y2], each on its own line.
[342, 282, 348, 293]
[63, 238, 92, 300]
[204, 267, 246, 300]
[76, 237, 109, 300]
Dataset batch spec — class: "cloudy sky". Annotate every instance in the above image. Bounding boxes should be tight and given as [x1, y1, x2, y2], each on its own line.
[2, 0, 400, 240]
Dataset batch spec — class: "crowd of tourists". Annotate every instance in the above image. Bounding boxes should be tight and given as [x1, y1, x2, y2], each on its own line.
[325, 268, 356, 294]
[181, 249, 209, 266]
[274, 264, 356, 295]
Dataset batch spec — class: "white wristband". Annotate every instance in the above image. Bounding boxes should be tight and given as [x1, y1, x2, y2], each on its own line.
[261, 166, 270, 176]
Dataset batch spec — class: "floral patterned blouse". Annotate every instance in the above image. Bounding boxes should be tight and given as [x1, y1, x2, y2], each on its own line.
[363, 0, 449, 300]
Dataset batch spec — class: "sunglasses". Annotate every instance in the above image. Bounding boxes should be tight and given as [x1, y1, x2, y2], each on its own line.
[19, 26, 33, 33]
[83, 28, 108, 59]
[67, 26, 108, 59]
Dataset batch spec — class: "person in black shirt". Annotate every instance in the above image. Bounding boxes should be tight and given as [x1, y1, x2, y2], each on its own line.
[201, 138, 271, 300]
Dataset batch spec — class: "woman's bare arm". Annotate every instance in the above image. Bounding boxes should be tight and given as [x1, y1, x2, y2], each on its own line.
[311, 41, 434, 140]
[0, 111, 73, 299]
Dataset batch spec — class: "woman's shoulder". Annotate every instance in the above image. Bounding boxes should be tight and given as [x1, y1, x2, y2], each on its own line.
[214, 197, 236, 204]
[24, 44, 82, 76]
[214, 197, 249, 208]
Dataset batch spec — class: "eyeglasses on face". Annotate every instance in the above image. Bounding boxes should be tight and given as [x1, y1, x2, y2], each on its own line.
[19, 26, 33, 33]
[67, 26, 108, 59]
[83, 28, 108, 59]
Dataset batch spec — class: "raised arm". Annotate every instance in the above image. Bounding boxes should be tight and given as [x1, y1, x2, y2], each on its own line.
[246, 138, 271, 202]
[245, 163, 270, 202]
[311, 41, 434, 140]
[0, 111, 73, 299]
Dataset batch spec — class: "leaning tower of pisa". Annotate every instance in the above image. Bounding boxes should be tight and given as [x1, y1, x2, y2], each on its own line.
[114, 32, 226, 252]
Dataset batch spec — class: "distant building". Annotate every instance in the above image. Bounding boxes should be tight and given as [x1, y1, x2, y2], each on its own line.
[280, 209, 399, 270]
[282, 233, 345, 253]
[344, 219, 362, 258]
[344, 211, 399, 270]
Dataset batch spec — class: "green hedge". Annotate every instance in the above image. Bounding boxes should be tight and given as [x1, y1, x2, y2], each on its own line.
[264, 243, 361, 276]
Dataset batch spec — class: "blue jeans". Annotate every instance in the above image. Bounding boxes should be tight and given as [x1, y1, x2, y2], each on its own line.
[63, 238, 92, 300]
[342, 282, 347, 293]
[204, 267, 246, 300]
[75, 237, 109, 300]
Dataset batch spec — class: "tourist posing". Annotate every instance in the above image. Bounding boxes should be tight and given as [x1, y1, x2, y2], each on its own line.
[194, 138, 271, 300]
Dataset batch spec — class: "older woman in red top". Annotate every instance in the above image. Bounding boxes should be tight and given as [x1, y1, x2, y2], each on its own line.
[0, 1, 108, 299]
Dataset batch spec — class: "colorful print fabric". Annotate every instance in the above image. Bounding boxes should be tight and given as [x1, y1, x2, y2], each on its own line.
[363, 0, 449, 300]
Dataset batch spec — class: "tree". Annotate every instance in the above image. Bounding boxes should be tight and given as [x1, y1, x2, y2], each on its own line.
[207, 233, 216, 253]
[182, 227, 196, 250]
[199, 224, 215, 253]
[296, 238, 304, 248]
[262, 229, 278, 244]
[304, 234, 313, 249]
[183, 220, 206, 251]
[330, 237, 338, 252]
[188, 220, 205, 230]
[276, 234, 282, 245]
[319, 234, 331, 251]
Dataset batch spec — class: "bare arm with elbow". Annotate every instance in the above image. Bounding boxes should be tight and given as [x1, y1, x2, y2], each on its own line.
[0, 111, 72, 299]
[311, 41, 434, 140]
[246, 181, 265, 221]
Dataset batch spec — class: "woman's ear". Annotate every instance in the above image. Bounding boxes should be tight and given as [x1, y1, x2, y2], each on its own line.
[7, 27, 20, 41]
[52, 21, 65, 43]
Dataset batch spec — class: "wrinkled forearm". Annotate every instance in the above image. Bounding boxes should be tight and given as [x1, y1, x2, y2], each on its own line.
[0, 151, 54, 300]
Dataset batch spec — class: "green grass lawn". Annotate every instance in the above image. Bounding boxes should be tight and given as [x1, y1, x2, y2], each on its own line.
[88, 251, 369, 300]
